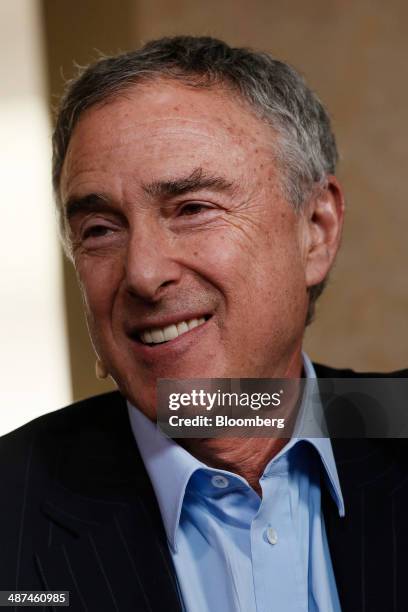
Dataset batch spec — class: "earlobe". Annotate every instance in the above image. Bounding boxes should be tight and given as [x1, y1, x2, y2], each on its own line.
[304, 176, 345, 288]
[95, 358, 109, 380]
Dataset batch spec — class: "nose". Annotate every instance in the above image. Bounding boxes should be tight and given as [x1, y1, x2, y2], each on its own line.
[124, 221, 182, 302]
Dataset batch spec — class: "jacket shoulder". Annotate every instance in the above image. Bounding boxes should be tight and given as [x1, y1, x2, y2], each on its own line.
[0, 392, 139, 590]
[0, 390, 129, 537]
[313, 362, 408, 378]
[0, 391, 126, 461]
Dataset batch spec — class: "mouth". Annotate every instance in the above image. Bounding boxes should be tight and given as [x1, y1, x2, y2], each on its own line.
[130, 315, 212, 347]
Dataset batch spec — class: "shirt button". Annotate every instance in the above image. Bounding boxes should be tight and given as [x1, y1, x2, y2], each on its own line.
[211, 474, 229, 489]
[265, 527, 278, 545]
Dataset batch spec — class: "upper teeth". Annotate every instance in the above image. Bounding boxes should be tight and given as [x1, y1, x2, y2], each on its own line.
[140, 317, 206, 344]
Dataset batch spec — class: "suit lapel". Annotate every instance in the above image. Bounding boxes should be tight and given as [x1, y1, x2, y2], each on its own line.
[315, 363, 403, 611]
[35, 496, 181, 612]
[323, 438, 405, 612]
[34, 394, 182, 612]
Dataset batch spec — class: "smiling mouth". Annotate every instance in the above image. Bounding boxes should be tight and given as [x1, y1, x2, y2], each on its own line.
[137, 316, 210, 346]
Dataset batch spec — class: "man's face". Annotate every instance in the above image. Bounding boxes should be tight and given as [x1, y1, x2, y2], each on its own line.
[61, 80, 311, 417]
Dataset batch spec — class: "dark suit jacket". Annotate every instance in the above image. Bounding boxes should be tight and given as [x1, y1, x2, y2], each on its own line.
[1, 364, 407, 612]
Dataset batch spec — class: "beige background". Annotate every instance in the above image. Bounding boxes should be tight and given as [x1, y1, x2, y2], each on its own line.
[41, 0, 407, 402]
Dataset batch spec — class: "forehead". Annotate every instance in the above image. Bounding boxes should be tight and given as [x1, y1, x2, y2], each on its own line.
[60, 80, 277, 200]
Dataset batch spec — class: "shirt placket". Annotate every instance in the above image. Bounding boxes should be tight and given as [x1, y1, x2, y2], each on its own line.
[250, 471, 308, 612]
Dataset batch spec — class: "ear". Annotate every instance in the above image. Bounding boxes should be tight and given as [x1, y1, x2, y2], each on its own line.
[301, 176, 345, 288]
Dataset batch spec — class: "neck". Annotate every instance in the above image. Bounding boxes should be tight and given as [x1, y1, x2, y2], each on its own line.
[181, 437, 288, 495]
[180, 350, 304, 496]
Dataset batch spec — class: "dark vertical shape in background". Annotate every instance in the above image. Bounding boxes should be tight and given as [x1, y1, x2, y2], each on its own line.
[40, 0, 136, 400]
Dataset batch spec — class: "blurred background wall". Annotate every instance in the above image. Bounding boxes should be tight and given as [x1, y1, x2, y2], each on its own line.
[0, 0, 71, 435]
[1, 0, 407, 433]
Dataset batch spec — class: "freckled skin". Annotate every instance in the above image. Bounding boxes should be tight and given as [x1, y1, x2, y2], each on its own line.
[61, 80, 340, 424]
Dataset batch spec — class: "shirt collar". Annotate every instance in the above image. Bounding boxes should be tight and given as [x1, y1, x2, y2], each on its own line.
[127, 352, 345, 551]
[294, 353, 345, 518]
[127, 402, 205, 552]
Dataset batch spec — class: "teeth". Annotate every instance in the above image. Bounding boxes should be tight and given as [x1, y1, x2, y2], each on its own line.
[151, 329, 165, 343]
[176, 321, 189, 335]
[140, 317, 206, 344]
[144, 330, 153, 344]
[163, 324, 178, 341]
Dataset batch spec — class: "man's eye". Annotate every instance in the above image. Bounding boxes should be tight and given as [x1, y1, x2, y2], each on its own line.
[179, 203, 209, 216]
[82, 225, 113, 239]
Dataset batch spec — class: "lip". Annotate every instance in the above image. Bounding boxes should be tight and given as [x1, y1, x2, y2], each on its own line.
[125, 314, 213, 362]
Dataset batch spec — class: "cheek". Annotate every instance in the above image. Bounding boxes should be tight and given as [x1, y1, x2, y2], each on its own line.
[263, 218, 306, 275]
[184, 229, 256, 300]
[184, 218, 305, 301]
[75, 256, 123, 319]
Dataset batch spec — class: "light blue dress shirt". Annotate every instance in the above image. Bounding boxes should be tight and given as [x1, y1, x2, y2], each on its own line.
[128, 354, 345, 612]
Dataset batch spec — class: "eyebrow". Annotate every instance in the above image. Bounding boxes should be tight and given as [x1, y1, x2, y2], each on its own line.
[142, 167, 235, 198]
[64, 167, 235, 219]
[65, 194, 116, 220]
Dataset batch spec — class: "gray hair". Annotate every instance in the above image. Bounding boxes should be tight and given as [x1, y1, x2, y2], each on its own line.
[52, 35, 339, 324]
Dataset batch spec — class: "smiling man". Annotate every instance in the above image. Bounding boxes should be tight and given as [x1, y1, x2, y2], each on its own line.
[61, 73, 342, 419]
[1, 36, 407, 612]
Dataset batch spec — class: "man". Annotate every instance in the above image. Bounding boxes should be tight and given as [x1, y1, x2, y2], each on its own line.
[0, 36, 407, 611]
